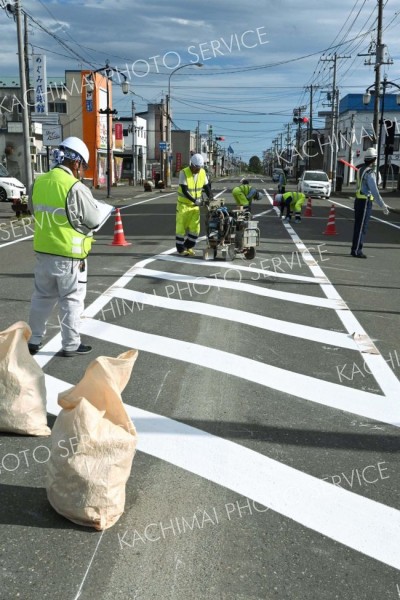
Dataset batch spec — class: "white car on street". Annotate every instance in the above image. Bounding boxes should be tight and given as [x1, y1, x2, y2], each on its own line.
[0, 164, 26, 202]
[298, 170, 331, 199]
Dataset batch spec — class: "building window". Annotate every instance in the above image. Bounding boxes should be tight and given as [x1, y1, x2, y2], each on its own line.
[362, 136, 374, 151]
[48, 102, 67, 113]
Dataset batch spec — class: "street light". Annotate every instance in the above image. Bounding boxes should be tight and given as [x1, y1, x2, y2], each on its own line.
[166, 62, 203, 186]
[91, 61, 129, 198]
[363, 76, 400, 187]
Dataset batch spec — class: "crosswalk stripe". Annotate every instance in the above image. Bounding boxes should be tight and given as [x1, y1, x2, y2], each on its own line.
[157, 254, 328, 284]
[79, 318, 400, 426]
[110, 287, 358, 349]
[135, 268, 347, 310]
[43, 372, 400, 571]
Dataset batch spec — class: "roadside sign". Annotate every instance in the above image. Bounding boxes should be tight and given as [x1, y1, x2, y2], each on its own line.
[43, 124, 62, 146]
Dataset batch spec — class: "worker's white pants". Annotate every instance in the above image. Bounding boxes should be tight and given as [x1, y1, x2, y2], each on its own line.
[28, 254, 87, 351]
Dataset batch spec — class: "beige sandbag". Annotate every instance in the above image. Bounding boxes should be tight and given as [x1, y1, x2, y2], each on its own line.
[0, 321, 50, 436]
[46, 350, 138, 530]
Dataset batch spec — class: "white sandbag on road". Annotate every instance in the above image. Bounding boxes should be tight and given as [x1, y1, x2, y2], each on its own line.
[0, 321, 50, 436]
[46, 349, 138, 530]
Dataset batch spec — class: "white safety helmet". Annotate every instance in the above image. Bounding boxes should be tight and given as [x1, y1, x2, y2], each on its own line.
[190, 153, 204, 168]
[364, 147, 377, 161]
[275, 194, 283, 203]
[59, 136, 89, 168]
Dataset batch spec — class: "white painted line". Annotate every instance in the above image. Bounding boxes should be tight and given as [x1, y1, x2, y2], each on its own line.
[329, 199, 400, 231]
[157, 254, 327, 284]
[265, 192, 400, 400]
[79, 318, 400, 427]
[110, 287, 358, 349]
[135, 267, 346, 310]
[119, 192, 175, 210]
[0, 234, 33, 248]
[72, 530, 105, 600]
[44, 373, 400, 572]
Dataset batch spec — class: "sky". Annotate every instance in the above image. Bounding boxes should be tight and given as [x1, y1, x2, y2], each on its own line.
[1, 0, 399, 163]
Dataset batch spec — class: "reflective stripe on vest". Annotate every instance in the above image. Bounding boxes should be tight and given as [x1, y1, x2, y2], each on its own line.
[177, 166, 206, 205]
[32, 167, 92, 259]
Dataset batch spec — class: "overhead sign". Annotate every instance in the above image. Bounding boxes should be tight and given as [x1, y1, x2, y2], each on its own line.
[43, 124, 62, 146]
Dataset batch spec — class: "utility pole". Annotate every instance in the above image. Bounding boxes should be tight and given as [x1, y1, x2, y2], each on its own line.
[131, 100, 136, 186]
[304, 85, 316, 169]
[285, 123, 291, 168]
[12, 0, 33, 190]
[196, 121, 200, 153]
[208, 125, 213, 172]
[358, 0, 392, 176]
[292, 106, 307, 179]
[373, 0, 384, 147]
[321, 54, 350, 190]
[347, 113, 355, 185]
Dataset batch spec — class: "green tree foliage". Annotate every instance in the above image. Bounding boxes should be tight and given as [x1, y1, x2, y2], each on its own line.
[248, 155, 262, 173]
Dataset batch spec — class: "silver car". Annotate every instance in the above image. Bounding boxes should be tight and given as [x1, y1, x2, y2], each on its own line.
[298, 170, 331, 199]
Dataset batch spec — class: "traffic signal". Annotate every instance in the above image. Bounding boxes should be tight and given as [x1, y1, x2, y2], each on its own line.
[293, 116, 309, 124]
[384, 119, 395, 155]
[215, 136, 225, 141]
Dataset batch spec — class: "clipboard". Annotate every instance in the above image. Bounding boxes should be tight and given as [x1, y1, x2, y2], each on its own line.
[93, 201, 114, 232]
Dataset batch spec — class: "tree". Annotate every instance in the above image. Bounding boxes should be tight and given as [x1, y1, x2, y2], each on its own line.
[248, 155, 262, 173]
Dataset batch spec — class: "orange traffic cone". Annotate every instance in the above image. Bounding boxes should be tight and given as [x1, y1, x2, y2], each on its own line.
[323, 205, 337, 235]
[109, 208, 131, 246]
[304, 197, 313, 217]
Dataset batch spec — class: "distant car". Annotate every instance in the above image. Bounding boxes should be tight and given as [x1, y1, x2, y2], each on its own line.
[298, 170, 331, 198]
[0, 164, 26, 202]
[272, 168, 284, 183]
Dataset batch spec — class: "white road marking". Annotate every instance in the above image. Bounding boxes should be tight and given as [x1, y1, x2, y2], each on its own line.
[110, 287, 358, 350]
[28, 195, 400, 570]
[0, 234, 33, 247]
[157, 254, 328, 284]
[44, 373, 400, 572]
[266, 192, 400, 399]
[328, 199, 400, 231]
[135, 267, 346, 310]
[78, 318, 400, 426]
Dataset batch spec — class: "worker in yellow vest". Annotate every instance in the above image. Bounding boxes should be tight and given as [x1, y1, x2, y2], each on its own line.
[276, 191, 306, 223]
[232, 179, 259, 210]
[176, 153, 213, 256]
[27, 137, 110, 357]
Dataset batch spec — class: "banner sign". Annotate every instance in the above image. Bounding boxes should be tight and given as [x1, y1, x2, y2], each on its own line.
[32, 54, 48, 114]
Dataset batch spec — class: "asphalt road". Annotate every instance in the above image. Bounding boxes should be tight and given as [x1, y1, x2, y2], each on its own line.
[0, 176, 399, 600]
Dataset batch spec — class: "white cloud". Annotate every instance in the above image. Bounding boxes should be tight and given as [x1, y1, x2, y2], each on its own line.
[0, 0, 398, 160]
